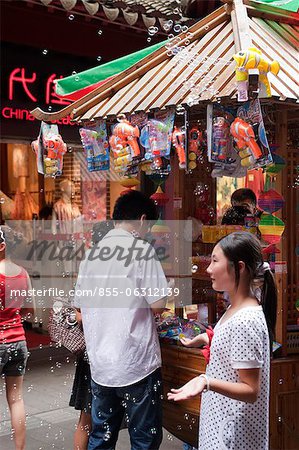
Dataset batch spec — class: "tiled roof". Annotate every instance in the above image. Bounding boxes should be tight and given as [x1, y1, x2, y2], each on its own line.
[39, 0, 195, 26]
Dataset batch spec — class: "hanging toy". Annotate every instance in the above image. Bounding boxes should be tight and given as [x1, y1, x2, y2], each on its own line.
[172, 126, 186, 169]
[109, 116, 140, 173]
[140, 119, 169, 160]
[212, 117, 230, 161]
[112, 117, 140, 158]
[230, 117, 262, 167]
[233, 47, 280, 101]
[79, 124, 109, 172]
[43, 133, 67, 175]
[188, 126, 203, 170]
[31, 122, 67, 177]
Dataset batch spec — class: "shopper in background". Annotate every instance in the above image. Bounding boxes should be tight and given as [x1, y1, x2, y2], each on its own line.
[231, 188, 262, 218]
[0, 226, 33, 450]
[169, 232, 277, 450]
[74, 191, 168, 450]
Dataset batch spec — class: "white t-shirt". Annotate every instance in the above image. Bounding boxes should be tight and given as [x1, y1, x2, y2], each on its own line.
[199, 306, 270, 450]
[74, 229, 168, 387]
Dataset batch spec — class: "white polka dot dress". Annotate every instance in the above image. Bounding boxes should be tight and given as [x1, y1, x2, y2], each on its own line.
[199, 306, 270, 450]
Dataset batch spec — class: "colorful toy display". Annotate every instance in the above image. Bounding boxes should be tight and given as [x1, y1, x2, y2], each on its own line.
[79, 121, 109, 172]
[32, 121, 67, 177]
[230, 117, 262, 167]
[233, 47, 280, 101]
[172, 126, 186, 169]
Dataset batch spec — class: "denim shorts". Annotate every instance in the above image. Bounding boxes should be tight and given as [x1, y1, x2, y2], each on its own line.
[0, 340, 28, 376]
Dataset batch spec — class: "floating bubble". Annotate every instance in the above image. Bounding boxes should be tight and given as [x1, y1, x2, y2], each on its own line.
[97, 56, 102, 62]
[192, 264, 198, 274]
[147, 37, 151, 43]
[42, 49, 48, 55]
[0, 198, 5, 204]
[176, 104, 185, 115]
[163, 20, 173, 31]
[97, 29, 103, 36]
[182, 25, 188, 33]
[48, 106, 52, 111]
[68, 14, 75, 21]
[174, 24, 181, 33]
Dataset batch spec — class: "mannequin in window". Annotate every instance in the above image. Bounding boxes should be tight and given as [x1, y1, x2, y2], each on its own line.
[51, 179, 82, 235]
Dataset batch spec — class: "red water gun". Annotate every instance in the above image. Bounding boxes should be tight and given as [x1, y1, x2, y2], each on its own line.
[230, 118, 262, 167]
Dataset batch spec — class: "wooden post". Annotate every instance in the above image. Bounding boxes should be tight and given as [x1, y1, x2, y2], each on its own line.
[275, 109, 288, 354]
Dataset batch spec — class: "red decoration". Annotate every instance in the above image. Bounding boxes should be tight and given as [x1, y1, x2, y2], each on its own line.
[258, 189, 285, 214]
[150, 186, 169, 206]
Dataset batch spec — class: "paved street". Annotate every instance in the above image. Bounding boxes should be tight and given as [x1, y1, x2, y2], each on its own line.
[0, 346, 185, 450]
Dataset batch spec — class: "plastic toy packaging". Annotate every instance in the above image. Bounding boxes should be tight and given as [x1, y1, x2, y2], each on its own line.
[172, 126, 186, 169]
[140, 109, 175, 165]
[187, 126, 204, 170]
[207, 104, 235, 164]
[233, 47, 280, 101]
[79, 120, 109, 172]
[231, 99, 273, 170]
[110, 116, 140, 174]
[31, 121, 67, 177]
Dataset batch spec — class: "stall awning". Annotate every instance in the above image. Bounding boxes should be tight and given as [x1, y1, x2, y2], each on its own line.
[55, 41, 167, 101]
[31, 1, 299, 123]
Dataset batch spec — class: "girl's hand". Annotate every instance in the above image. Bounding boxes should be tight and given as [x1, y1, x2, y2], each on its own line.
[167, 376, 206, 401]
[180, 336, 196, 347]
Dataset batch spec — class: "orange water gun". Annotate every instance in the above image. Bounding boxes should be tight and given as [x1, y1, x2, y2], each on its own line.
[230, 118, 262, 167]
[113, 118, 140, 157]
[172, 126, 186, 169]
[42, 133, 67, 175]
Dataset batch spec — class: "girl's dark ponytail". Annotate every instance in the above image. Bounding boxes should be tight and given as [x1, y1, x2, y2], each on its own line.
[261, 269, 278, 348]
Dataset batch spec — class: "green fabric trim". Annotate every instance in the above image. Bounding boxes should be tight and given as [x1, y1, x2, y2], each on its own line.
[55, 40, 167, 96]
[253, 0, 299, 13]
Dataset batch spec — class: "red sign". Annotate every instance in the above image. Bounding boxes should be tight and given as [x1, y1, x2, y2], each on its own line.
[2, 66, 72, 123]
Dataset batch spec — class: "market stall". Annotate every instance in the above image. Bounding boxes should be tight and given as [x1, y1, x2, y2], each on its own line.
[29, 0, 299, 448]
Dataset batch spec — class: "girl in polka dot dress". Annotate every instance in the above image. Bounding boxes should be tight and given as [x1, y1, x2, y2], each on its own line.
[168, 232, 277, 450]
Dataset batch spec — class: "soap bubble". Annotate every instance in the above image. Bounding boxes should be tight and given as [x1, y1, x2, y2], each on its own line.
[97, 29, 103, 35]
[68, 14, 74, 21]
[97, 56, 102, 62]
[42, 49, 48, 55]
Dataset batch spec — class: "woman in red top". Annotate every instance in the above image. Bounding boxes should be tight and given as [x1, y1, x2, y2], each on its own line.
[0, 226, 33, 450]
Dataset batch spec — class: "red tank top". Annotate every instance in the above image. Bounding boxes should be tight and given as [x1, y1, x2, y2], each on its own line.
[0, 267, 29, 344]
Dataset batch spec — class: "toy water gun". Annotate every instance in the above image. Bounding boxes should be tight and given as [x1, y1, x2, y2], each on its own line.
[172, 126, 186, 169]
[230, 118, 262, 167]
[112, 118, 140, 157]
[212, 117, 230, 161]
[43, 133, 67, 174]
[79, 128, 103, 155]
[189, 127, 203, 154]
[109, 134, 128, 158]
[233, 47, 280, 100]
[140, 119, 169, 159]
